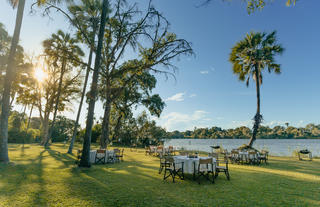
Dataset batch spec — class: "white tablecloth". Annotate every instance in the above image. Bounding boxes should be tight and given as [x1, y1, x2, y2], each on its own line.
[173, 156, 216, 174]
[89, 150, 115, 163]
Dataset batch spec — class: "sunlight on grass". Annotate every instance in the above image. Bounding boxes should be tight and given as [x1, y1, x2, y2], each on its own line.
[0, 144, 319, 207]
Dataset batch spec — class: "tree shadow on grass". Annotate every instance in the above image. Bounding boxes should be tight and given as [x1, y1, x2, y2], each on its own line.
[46, 148, 76, 169]
[31, 150, 47, 206]
[257, 157, 320, 177]
[0, 150, 47, 206]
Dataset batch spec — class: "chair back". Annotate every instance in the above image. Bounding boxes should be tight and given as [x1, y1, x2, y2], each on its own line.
[199, 158, 213, 165]
[165, 156, 174, 164]
[216, 153, 228, 166]
[97, 149, 106, 154]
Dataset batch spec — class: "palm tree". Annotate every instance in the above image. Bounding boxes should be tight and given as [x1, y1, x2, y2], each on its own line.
[229, 31, 284, 147]
[0, 0, 26, 163]
[0, 0, 68, 163]
[67, 0, 101, 154]
[42, 30, 84, 148]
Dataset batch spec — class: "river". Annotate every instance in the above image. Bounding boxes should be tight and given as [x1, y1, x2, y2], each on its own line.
[164, 139, 320, 157]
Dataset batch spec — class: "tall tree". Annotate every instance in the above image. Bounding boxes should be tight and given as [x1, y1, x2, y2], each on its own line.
[67, 0, 101, 154]
[42, 30, 84, 147]
[229, 31, 284, 147]
[0, 0, 26, 163]
[79, 0, 110, 168]
[35, 56, 81, 147]
[0, 0, 71, 163]
[110, 71, 165, 143]
[98, 0, 193, 149]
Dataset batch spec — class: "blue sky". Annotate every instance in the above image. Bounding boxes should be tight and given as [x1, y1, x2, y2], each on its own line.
[1, 0, 320, 131]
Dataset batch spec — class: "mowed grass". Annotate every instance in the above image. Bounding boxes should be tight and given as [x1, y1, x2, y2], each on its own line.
[0, 144, 319, 207]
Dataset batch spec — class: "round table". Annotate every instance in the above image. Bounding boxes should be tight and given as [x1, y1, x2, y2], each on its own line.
[173, 156, 216, 174]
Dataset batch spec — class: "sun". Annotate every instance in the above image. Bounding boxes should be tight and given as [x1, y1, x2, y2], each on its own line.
[34, 68, 47, 83]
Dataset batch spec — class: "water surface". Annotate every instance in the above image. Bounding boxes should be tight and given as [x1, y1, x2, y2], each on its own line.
[164, 139, 320, 157]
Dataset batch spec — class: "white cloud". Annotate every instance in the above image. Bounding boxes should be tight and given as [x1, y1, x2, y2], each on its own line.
[166, 93, 185, 102]
[265, 120, 287, 127]
[157, 110, 212, 131]
[200, 70, 209, 74]
[229, 120, 253, 128]
[189, 93, 197, 98]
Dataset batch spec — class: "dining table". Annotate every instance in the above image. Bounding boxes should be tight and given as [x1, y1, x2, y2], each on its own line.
[173, 155, 216, 176]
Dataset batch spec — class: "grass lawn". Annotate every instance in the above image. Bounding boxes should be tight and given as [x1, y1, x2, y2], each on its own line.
[0, 144, 319, 207]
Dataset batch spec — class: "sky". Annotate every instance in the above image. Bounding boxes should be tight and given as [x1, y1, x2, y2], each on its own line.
[1, 0, 320, 131]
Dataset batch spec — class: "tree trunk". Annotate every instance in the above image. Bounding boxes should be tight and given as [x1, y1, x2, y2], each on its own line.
[26, 104, 33, 130]
[9, 92, 16, 109]
[68, 47, 94, 154]
[22, 104, 27, 115]
[0, 0, 25, 163]
[248, 64, 261, 147]
[40, 115, 49, 145]
[112, 113, 123, 141]
[100, 101, 111, 149]
[79, 0, 109, 168]
[44, 58, 66, 148]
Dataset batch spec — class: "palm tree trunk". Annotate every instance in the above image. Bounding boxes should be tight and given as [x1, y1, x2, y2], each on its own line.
[79, 0, 109, 168]
[248, 64, 261, 147]
[44, 58, 66, 148]
[68, 47, 94, 154]
[0, 0, 25, 163]
[100, 101, 111, 149]
[26, 103, 33, 130]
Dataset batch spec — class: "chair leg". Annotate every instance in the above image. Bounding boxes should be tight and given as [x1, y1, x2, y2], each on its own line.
[225, 170, 230, 180]
[159, 165, 163, 174]
[212, 172, 215, 183]
[215, 170, 219, 178]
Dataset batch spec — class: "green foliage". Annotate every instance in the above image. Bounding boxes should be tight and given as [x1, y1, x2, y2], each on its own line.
[77, 123, 101, 143]
[230, 31, 284, 86]
[246, 0, 297, 13]
[166, 124, 320, 139]
[51, 116, 76, 142]
[108, 111, 165, 147]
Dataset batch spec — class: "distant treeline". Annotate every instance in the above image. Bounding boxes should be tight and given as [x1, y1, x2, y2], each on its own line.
[8, 110, 320, 146]
[166, 125, 320, 139]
